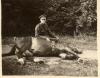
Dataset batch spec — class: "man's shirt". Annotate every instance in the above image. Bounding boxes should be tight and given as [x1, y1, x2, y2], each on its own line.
[35, 23, 55, 38]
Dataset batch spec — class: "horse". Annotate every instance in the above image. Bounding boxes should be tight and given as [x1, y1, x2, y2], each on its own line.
[2, 36, 82, 65]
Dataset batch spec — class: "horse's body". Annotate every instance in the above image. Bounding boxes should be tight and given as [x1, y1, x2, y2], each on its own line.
[2, 36, 81, 64]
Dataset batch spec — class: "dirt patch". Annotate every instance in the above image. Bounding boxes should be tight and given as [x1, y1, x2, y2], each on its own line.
[79, 50, 97, 60]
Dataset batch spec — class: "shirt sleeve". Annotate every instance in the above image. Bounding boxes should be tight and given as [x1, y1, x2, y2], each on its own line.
[45, 24, 56, 38]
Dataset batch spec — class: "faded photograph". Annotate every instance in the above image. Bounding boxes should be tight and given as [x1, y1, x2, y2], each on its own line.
[2, 0, 97, 76]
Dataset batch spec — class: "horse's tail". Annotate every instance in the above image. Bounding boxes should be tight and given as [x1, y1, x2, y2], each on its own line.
[2, 45, 16, 57]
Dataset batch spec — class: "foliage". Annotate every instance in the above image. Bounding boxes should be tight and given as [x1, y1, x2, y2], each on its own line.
[45, 0, 97, 34]
[2, 0, 97, 36]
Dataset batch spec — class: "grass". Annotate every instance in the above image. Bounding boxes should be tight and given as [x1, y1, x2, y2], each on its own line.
[56, 35, 97, 50]
[2, 35, 98, 76]
[2, 56, 98, 76]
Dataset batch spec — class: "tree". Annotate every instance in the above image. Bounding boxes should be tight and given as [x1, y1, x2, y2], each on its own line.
[2, 0, 97, 36]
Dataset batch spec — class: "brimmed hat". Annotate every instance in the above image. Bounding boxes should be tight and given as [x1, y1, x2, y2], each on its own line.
[39, 14, 47, 19]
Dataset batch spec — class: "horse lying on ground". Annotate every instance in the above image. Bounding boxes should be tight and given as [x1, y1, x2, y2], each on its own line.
[2, 36, 82, 65]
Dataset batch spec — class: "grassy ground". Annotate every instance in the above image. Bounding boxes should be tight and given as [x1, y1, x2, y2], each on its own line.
[2, 56, 97, 76]
[2, 35, 98, 76]
[56, 35, 97, 50]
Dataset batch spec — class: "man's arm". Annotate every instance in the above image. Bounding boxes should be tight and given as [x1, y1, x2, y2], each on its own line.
[45, 24, 56, 38]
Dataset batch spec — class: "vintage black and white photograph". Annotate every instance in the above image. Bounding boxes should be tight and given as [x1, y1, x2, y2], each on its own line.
[1, 0, 98, 76]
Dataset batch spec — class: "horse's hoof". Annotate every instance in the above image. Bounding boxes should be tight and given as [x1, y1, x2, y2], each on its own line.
[59, 53, 67, 59]
[74, 49, 83, 54]
[16, 58, 25, 65]
[77, 58, 84, 64]
[38, 61, 44, 64]
[76, 51, 83, 54]
[33, 58, 45, 64]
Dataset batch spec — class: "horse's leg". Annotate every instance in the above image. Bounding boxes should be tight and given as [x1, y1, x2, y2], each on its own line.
[15, 47, 25, 58]
[58, 47, 80, 60]
[23, 49, 34, 61]
[15, 45, 28, 65]
[67, 46, 82, 54]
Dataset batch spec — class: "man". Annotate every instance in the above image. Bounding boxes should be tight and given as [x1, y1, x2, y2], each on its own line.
[35, 15, 57, 39]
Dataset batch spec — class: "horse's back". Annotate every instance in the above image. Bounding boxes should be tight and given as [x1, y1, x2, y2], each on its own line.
[31, 37, 52, 54]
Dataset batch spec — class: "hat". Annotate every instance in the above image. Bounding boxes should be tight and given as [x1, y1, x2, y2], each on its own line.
[39, 14, 47, 19]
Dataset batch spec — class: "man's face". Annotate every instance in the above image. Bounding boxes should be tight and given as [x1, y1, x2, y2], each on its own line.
[40, 17, 46, 23]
